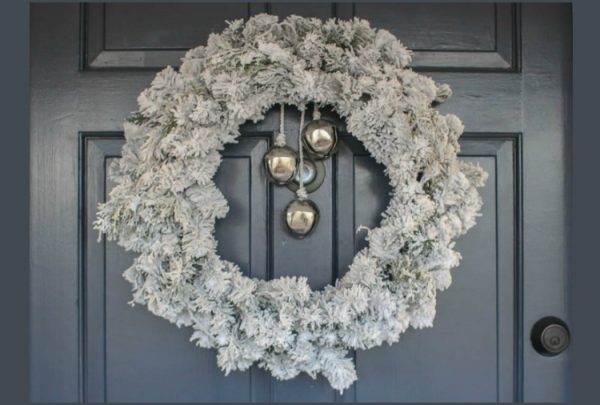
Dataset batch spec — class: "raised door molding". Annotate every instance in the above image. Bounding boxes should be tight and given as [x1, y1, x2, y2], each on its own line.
[81, 3, 520, 72]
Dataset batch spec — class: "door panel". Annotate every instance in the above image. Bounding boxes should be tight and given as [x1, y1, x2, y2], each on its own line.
[82, 3, 517, 71]
[351, 138, 517, 403]
[83, 135, 272, 402]
[79, 132, 517, 402]
[31, 3, 572, 402]
[103, 3, 251, 50]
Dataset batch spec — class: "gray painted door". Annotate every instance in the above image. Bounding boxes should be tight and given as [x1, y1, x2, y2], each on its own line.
[30, 3, 572, 402]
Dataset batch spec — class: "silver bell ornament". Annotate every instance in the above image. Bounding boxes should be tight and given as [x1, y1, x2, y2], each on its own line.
[284, 105, 320, 238]
[284, 198, 319, 238]
[264, 104, 299, 185]
[301, 106, 338, 160]
[263, 145, 298, 185]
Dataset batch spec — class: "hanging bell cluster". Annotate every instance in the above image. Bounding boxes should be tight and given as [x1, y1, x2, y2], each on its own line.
[263, 103, 337, 238]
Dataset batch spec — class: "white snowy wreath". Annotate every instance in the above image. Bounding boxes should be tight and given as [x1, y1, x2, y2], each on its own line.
[94, 14, 488, 392]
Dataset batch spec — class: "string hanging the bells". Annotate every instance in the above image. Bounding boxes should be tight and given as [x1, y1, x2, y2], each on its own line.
[285, 107, 320, 238]
[301, 103, 338, 160]
[263, 104, 298, 185]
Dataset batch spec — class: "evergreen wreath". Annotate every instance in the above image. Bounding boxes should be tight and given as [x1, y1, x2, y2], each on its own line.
[94, 14, 488, 392]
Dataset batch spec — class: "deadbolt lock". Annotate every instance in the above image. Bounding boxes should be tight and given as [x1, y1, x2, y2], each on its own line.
[531, 316, 570, 356]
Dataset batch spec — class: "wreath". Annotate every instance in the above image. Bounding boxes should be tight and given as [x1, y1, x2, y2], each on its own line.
[94, 14, 488, 392]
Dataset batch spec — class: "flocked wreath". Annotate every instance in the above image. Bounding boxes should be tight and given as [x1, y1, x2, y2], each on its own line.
[94, 14, 488, 392]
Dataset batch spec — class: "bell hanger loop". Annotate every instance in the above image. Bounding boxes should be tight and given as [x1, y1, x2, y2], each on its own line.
[275, 103, 287, 147]
[296, 106, 308, 200]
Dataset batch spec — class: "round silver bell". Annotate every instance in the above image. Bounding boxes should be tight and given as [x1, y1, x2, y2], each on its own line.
[301, 119, 338, 160]
[263, 145, 298, 185]
[284, 198, 319, 238]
